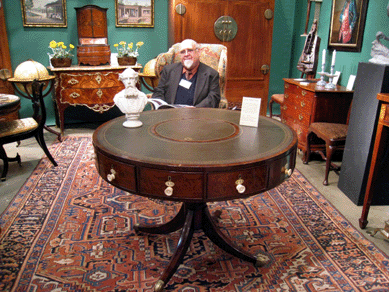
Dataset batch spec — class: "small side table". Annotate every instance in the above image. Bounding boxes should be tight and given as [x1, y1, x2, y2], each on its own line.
[0, 93, 20, 122]
[359, 93, 389, 229]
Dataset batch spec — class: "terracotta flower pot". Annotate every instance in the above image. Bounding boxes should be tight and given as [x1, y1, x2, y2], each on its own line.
[117, 56, 137, 66]
[51, 57, 72, 68]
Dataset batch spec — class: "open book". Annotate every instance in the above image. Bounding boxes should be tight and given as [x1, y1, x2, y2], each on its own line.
[147, 98, 192, 110]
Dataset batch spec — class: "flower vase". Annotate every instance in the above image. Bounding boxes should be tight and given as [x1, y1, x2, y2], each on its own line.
[51, 57, 72, 68]
[117, 56, 137, 66]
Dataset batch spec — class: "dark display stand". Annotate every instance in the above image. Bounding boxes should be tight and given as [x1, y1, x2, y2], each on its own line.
[338, 62, 389, 205]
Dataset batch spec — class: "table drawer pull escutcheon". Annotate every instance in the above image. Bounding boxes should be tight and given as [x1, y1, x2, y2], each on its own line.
[299, 114, 303, 121]
[96, 89, 103, 98]
[301, 101, 306, 107]
[70, 92, 80, 99]
[235, 176, 245, 194]
[164, 176, 175, 196]
[285, 94, 288, 99]
[68, 78, 79, 85]
[95, 75, 102, 84]
[301, 90, 307, 96]
[107, 168, 116, 181]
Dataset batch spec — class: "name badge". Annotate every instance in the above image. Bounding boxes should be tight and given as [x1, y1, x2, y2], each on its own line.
[179, 79, 192, 89]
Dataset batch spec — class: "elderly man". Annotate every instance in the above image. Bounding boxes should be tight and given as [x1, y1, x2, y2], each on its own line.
[151, 39, 221, 108]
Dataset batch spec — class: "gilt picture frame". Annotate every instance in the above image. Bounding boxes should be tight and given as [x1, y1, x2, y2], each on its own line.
[115, 0, 154, 28]
[21, 0, 67, 27]
[328, 0, 369, 52]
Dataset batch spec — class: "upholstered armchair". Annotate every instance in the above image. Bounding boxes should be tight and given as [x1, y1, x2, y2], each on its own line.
[153, 43, 228, 109]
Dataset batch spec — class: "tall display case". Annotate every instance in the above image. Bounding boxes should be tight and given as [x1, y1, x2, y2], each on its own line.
[338, 62, 389, 205]
[75, 5, 111, 66]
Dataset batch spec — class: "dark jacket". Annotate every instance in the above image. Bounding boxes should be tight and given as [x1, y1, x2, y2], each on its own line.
[152, 62, 220, 108]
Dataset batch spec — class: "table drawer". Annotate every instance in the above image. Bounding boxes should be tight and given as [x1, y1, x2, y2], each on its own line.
[207, 165, 268, 200]
[60, 87, 121, 105]
[60, 72, 123, 89]
[95, 153, 136, 192]
[139, 168, 203, 200]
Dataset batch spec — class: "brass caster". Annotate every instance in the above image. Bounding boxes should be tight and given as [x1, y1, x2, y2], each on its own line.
[154, 280, 165, 292]
[255, 254, 270, 267]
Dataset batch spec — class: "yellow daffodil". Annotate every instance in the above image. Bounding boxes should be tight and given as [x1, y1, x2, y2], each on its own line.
[114, 41, 144, 58]
[49, 40, 57, 48]
[48, 40, 74, 59]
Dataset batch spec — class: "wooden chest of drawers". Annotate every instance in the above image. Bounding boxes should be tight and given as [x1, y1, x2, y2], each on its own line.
[282, 78, 353, 161]
[50, 65, 141, 136]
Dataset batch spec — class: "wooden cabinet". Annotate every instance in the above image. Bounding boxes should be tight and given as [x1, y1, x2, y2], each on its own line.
[282, 78, 353, 161]
[75, 5, 111, 66]
[169, 0, 275, 115]
[49, 65, 141, 135]
[359, 93, 389, 228]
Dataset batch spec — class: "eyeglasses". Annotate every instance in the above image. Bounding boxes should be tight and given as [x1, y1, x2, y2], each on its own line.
[179, 49, 196, 55]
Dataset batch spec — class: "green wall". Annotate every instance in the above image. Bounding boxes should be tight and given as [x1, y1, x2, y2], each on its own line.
[288, 0, 389, 87]
[3, 0, 169, 125]
[3, 0, 389, 125]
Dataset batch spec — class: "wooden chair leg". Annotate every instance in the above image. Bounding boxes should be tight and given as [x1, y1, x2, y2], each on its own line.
[323, 144, 335, 186]
[304, 132, 313, 164]
[0, 146, 20, 181]
[269, 99, 274, 118]
[0, 146, 8, 181]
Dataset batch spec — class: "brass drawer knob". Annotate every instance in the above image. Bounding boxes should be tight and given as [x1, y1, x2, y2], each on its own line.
[107, 168, 116, 182]
[301, 101, 306, 107]
[164, 176, 175, 196]
[299, 114, 303, 121]
[301, 90, 307, 96]
[281, 165, 292, 177]
[235, 176, 246, 194]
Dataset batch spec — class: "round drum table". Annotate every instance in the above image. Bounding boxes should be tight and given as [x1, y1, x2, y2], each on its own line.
[93, 108, 297, 291]
[0, 93, 20, 122]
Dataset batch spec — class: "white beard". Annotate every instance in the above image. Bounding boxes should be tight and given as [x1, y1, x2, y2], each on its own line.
[183, 60, 194, 69]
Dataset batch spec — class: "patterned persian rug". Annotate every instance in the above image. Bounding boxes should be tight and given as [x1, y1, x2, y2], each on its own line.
[1, 136, 389, 292]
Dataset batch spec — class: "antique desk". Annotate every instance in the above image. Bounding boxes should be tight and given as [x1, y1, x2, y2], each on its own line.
[93, 108, 297, 291]
[359, 93, 389, 229]
[49, 65, 141, 135]
[282, 78, 353, 161]
[0, 93, 20, 122]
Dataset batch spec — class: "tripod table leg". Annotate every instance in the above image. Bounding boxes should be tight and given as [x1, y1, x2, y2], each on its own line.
[154, 208, 195, 292]
[134, 203, 186, 235]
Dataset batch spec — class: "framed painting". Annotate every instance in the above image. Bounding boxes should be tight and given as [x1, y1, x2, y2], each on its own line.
[21, 0, 67, 27]
[328, 0, 369, 52]
[115, 0, 154, 27]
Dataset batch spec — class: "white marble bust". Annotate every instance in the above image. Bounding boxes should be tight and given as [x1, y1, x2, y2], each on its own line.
[114, 68, 148, 128]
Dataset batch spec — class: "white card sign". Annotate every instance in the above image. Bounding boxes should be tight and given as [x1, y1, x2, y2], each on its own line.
[332, 71, 341, 85]
[347, 75, 356, 90]
[239, 97, 261, 127]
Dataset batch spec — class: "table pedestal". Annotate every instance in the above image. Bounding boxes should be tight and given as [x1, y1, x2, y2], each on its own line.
[135, 202, 266, 292]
